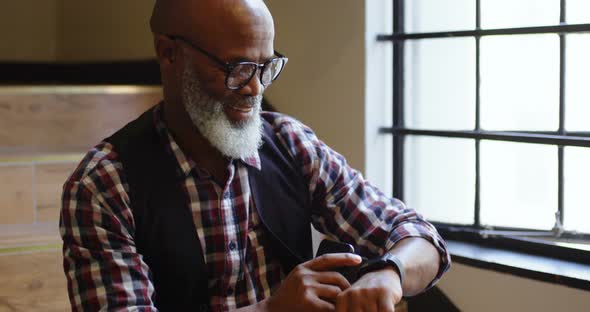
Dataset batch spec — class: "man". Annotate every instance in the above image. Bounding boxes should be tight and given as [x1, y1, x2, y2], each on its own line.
[60, 0, 450, 311]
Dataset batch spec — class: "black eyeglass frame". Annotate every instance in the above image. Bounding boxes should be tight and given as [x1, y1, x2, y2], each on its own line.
[168, 35, 288, 90]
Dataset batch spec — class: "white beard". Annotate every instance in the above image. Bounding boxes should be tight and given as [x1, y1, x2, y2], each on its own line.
[181, 62, 263, 159]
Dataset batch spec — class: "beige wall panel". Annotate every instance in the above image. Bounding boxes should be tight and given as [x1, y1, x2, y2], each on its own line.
[0, 165, 34, 224]
[36, 162, 78, 222]
[264, 0, 366, 171]
[0, 249, 68, 311]
[0, 90, 162, 149]
[438, 263, 590, 311]
[0, 1, 58, 62]
[58, 0, 155, 62]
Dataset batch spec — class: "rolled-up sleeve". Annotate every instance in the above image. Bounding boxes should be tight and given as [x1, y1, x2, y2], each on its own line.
[267, 113, 451, 287]
[60, 146, 158, 311]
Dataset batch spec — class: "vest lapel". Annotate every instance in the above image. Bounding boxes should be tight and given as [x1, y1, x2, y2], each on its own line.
[248, 121, 314, 273]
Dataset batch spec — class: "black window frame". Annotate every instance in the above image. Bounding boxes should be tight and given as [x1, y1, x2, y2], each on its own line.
[378, 0, 590, 267]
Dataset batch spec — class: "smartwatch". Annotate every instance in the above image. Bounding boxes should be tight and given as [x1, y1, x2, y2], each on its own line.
[358, 253, 404, 285]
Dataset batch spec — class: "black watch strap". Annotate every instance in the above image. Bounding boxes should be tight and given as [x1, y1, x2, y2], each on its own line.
[358, 253, 404, 285]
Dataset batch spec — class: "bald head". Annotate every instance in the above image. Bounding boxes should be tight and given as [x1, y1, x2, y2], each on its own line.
[152, 0, 277, 130]
[151, 0, 274, 51]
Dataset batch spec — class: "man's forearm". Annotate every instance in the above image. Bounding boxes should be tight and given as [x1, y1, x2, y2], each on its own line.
[235, 238, 441, 310]
[388, 237, 441, 296]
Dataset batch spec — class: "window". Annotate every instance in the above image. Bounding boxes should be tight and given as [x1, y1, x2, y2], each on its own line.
[379, 0, 590, 264]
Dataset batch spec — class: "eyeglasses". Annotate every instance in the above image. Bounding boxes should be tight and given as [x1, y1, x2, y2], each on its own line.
[168, 35, 288, 90]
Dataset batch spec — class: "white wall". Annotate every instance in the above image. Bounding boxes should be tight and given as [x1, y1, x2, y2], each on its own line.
[265, 1, 590, 311]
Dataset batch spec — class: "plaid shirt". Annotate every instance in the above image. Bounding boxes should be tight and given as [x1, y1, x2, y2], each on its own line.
[60, 103, 450, 311]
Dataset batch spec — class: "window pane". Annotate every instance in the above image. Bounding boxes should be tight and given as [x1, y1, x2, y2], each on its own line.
[480, 141, 557, 230]
[566, 34, 590, 131]
[564, 147, 590, 234]
[480, 35, 559, 131]
[404, 0, 475, 33]
[404, 136, 475, 224]
[567, 0, 590, 24]
[481, 0, 560, 29]
[405, 38, 475, 130]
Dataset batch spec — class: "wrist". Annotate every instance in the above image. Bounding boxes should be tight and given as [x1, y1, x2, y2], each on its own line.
[357, 266, 404, 302]
[358, 253, 405, 286]
[381, 266, 402, 283]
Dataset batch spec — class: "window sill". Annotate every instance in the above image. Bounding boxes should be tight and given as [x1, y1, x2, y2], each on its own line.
[447, 239, 590, 291]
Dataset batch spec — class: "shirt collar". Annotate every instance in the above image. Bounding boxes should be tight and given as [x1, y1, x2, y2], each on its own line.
[241, 153, 261, 170]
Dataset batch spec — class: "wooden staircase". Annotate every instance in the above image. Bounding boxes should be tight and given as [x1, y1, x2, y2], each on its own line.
[0, 86, 161, 311]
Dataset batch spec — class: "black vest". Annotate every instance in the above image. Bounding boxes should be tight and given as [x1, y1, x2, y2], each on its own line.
[105, 107, 315, 311]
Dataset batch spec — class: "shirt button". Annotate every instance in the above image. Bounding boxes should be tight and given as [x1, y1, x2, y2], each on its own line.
[226, 287, 234, 296]
[229, 241, 236, 250]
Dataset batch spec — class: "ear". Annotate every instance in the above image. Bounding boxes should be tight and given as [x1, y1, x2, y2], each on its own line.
[154, 34, 178, 65]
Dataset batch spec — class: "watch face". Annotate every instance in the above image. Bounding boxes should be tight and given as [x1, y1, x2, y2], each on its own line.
[359, 257, 388, 274]
[358, 254, 404, 283]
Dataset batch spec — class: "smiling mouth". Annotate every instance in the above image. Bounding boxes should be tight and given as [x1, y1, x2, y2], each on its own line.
[231, 106, 252, 113]
[229, 105, 253, 112]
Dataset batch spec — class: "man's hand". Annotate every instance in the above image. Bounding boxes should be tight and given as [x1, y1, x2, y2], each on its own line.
[265, 253, 363, 312]
[335, 268, 402, 312]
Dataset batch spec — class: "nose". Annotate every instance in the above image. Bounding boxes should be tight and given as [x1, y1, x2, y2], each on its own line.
[237, 68, 265, 97]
